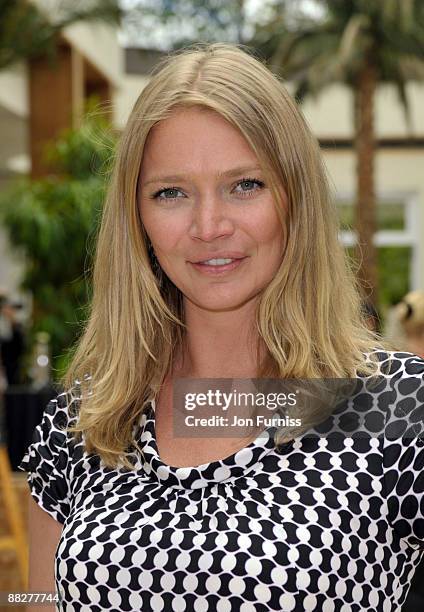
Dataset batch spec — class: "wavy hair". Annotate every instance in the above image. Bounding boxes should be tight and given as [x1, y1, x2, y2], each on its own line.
[62, 42, 388, 469]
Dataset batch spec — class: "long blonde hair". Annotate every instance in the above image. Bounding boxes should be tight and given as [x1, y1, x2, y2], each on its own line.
[63, 42, 387, 469]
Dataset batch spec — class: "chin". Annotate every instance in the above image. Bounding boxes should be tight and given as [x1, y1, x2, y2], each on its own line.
[187, 291, 256, 312]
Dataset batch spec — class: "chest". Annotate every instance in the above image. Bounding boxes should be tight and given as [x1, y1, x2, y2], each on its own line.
[153, 386, 257, 468]
[61, 438, 405, 612]
[154, 407, 256, 468]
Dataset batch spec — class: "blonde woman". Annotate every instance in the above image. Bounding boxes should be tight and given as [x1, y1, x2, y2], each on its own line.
[20, 43, 424, 612]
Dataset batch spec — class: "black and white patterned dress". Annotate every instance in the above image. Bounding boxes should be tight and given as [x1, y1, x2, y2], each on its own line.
[19, 350, 424, 611]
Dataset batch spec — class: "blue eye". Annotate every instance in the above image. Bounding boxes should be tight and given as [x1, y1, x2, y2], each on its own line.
[150, 177, 265, 201]
[233, 178, 265, 196]
[151, 187, 185, 201]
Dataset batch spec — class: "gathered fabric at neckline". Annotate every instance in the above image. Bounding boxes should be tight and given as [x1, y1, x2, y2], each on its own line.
[136, 399, 284, 490]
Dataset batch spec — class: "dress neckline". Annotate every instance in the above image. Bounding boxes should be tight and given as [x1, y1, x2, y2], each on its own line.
[137, 399, 286, 490]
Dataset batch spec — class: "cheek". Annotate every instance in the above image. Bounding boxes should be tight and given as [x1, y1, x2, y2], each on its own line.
[141, 208, 184, 254]
[247, 207, 285, 251]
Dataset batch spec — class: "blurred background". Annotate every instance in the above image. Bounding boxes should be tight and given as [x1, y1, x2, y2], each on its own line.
[0, 0, 423, 609]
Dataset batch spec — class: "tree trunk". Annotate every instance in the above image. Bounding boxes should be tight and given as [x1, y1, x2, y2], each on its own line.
[353, 61, 378, 311]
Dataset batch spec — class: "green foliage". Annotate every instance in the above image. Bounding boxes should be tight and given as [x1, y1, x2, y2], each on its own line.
[338, 201, 406, 232]
[0, 0, 122, 70]
[253, 0, 424, 111]
[346, 245, 411, 320]
[378, 246, 411, 308]
[0, 114, 117, 380]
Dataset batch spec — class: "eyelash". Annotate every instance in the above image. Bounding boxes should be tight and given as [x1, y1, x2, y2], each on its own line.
[150, 177, 265, 201]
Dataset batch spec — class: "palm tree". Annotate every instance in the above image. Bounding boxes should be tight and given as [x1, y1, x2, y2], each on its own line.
[0, 0, 122, 70]
[253, 0, 424, 309]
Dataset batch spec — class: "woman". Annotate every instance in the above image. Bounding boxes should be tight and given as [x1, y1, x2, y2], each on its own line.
[20, 43, 423, 611]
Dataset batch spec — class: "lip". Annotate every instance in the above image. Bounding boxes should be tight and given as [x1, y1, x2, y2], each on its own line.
[189, 256, 248, 275]
[189, 252, 248, 264]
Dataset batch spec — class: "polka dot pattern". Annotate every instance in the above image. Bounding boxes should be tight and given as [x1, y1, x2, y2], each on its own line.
[18, 351, 424, 611]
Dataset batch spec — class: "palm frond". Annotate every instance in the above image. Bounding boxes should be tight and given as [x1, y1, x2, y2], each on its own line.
[338, 13, 369, 67]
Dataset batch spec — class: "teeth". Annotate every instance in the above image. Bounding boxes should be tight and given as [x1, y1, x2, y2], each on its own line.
[201, 258, 234, 265]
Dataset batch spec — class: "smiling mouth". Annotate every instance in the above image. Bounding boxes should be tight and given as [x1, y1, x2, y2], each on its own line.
[189, 257, 248, 275]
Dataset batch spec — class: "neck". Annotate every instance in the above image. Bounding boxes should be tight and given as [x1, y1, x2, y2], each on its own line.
[174, 298, 264, 379]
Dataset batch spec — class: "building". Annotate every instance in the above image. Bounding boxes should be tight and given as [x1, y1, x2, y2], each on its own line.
[0, 17, 122, 295]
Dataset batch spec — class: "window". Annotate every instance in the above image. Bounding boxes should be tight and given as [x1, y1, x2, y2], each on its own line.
[338, 201, 406, 232]
[337, 193, 420, 309]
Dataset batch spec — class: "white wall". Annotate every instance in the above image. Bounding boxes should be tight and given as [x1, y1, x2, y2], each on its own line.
[301, 82, 424, 138]
[32, 0, 122, 85]
[0, 62, 28, 118]
[113, 74, 149, 129]
[63, 23, 122, 87]
[322, 148, 424, 291]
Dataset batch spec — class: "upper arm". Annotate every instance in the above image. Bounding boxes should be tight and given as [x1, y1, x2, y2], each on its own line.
[18, 388, 80, 610]
[18, 391, 77, 524]
[27, 495, 63, 611]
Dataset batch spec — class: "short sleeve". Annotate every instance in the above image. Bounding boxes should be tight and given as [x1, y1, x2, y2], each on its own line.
[18, 390, 76, 525]
[383, 354, 424, 550]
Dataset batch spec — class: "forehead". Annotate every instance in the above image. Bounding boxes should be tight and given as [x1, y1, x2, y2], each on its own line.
[139, 106, 261, 177]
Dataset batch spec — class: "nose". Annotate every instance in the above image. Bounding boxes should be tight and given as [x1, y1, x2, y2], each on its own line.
[189, 195, 235, 242]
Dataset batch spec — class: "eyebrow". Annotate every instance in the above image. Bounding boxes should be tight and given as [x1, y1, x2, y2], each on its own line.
[141, 165, 263, 186]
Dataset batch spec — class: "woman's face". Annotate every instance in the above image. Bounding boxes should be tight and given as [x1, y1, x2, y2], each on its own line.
[138, 106, 286, 313]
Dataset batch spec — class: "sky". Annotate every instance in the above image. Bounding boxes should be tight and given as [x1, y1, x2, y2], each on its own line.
[119, 0, 325, 49]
